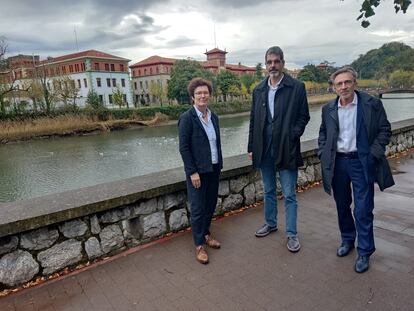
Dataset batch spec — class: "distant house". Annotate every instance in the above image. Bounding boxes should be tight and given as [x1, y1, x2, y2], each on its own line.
[129, 48, 255, 105]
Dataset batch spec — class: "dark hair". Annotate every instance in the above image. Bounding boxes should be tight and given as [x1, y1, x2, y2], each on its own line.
[265, 46, 284, 61]
[330, 66, 358, 84]
[187, 77, 213, 98]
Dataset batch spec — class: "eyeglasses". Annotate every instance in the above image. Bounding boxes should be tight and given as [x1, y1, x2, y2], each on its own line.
[194, 91, 209, 96]
[266, 59, 283, 65]
[334, 80, 354, 88]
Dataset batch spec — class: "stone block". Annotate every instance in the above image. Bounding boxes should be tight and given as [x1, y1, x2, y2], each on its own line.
[214, 197, 223, 216]
[218, 180, 230, 196]
[0, 236, 19, 256]
[37, 239, 83, 275]
[59, 219, 88, 238]
[169, 209, 189, 231]
[121, 218, 142, 240]
[90, 215, 101, 235]
[244, 183, 256, 206]
[0, 250, 39, 286]
[99, 224, 125, 254]
[222, 194, 244, 211]
[133, 198, 158, 215]
[142, 212, 166, 238]
[255, 180, 264, 201]
[230, 176, 249, 193]
[99, 207, 131, 224]
[85, 237, 103, 260]
[20, 228, 59, 251]
[163, 192, 186, 210]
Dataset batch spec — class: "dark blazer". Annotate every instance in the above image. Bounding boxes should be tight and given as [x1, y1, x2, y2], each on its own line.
[178, 106, 223, 176]
[248, 74, 310, 169]
[318, 90, 395, 194]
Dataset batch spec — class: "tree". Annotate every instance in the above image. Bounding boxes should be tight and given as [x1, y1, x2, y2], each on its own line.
[240, 74, 256, 94]
[112, 86, 125, 108]
[255, 63, 263, 81]
[216, 70, 241, 101]
[149, 80, 167, 106]
[388, 70, 414, 88]
[54, 76, 79, 107]
[167, 59, 211, 104]
[86, 89, 103, 110]
[37, 64, 56, 113]
[0, 37, 18, 114]
[355, 0, 412, 27]
[297, 64, 332, 83]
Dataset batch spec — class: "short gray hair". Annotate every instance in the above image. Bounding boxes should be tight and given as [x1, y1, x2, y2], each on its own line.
[265, 46, 284, 61]
[330, 66, 358, 84]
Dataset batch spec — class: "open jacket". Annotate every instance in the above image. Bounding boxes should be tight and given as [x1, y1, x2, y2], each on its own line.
[248, 74, 310, 170]
[178, 106, 223, 176]
[318, 90, 395, 195]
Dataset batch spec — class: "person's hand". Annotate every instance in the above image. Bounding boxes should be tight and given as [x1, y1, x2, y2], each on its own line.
[191, 172, 201, 188]
[248, 152, 253, 161]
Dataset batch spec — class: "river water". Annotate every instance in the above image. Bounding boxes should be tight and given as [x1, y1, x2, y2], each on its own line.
[0, 93, 413, 203]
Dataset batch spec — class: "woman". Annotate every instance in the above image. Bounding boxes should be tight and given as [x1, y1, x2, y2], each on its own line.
[178, 77, 223, 264]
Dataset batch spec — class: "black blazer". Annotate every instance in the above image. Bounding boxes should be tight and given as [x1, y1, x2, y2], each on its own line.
[178, 106, 223, 176]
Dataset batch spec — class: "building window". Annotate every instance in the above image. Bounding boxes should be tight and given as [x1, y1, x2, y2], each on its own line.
[110, 64, 115, 71]
[140, 81, 143, 89]
[150, 68, 153, 75]
[94, 63, 100, 70]
[62, 66, 66, 74]
[77, 79, 81, 88]
[99, 95, 103, 103]
[47, 82, 50, 90]
[123, 94, 127, 103]
[120, 64, 124, 72]
[50, 68, 54, 76]
[121, 79, 125, 87]
[81, 62, 85, 71]
[144, 69, 147, 75]
[69, 65, 74, 73]
[138, 70, 141, 76]
[105, 63, 109, 71]
[75, 64, 80, 72]
[106, 78, 111, 87]
[134, 82, 137, 90]
[97, 78, 101, 87]
[84, 78, 87, 88]
[156, 67, 159, 74]
[145, 81, 148, 89]
[135, 95, 139, 103]
[108, 94, 113, 104]
[112, 78, 116, 87]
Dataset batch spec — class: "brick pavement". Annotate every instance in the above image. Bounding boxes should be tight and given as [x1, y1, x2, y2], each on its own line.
[1, 150, 413, 311]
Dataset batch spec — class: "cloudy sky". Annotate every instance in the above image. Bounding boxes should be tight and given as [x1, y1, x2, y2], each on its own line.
[1, 0, 413, 69]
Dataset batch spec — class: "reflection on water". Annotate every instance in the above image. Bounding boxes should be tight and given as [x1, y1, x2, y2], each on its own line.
[0, 94, 413, 202]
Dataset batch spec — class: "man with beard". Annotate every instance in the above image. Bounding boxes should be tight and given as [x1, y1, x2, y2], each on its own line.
[248, 46, 310, 252]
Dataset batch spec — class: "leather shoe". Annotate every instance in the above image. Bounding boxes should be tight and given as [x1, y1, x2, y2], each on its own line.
[336, 243, 354, 257]
[255, 224, 278, 237]
[195, 246, 209, 264]
[355, 256, 370, 273]
[205, 235, 221, 249]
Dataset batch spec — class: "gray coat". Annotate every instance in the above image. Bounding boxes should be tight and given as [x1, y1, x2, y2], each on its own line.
[318, 90, 395, 195]
[248, 74, 310, 170]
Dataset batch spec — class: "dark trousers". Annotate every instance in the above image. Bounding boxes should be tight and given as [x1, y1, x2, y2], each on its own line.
[332, 156, 375, 257]
[186, 164, 220, 246]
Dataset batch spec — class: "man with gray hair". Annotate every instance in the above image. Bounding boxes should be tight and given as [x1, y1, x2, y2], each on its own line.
[318, 66, 394, 273]
[248, 46, 310, 252]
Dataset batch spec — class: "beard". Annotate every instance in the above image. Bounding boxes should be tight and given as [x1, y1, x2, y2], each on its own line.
[269, 70, 281, 79]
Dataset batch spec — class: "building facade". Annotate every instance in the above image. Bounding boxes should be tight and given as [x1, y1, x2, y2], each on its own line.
[129, 48, 255, 105]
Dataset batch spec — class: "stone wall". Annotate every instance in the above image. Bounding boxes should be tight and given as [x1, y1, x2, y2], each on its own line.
[0, 118, 413, 289]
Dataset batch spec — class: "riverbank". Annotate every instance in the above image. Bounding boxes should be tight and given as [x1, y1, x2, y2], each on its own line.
[0, 94, 336, 144]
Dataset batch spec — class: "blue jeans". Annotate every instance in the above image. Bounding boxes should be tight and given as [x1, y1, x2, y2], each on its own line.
[260, 154, 298, 237]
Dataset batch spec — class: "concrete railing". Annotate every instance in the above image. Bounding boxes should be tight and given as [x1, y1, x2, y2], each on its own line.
[0, 118, 413, 289]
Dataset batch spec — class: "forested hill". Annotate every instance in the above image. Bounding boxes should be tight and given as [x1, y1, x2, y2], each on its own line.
[351, 42, 414, 79]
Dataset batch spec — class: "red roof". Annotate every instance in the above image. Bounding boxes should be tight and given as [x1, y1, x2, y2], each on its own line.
[225, 63, 255, 72]
[130, 55, 176, 68]
[205, 48, 227, 55]
[40, 50, 130, 65]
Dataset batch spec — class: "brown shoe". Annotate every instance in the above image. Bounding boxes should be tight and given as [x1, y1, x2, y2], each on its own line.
[205, 235, 221, 249]
[196, 246, 209, 264]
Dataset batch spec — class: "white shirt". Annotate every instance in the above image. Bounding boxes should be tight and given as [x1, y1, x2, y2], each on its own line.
[194, 106, 218, 164]
[337, 93, 358, 153]
[267, 75, 284, 119]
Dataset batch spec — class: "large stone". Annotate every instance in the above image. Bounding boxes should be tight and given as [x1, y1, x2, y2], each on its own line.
[255, 180, 264, 201]
[305, 165, 315, 184]
[85, 237, 103, 260]
[59, 219, 88, 238]
[222, 194, 244, 211]
[244, 183, 256, 206]
[297, 169, 307, 187]
[0, 250, 39, 286]
[90, 215, 101, 235]
[0, 236, 19, 256]
[133, 198, 158, 215]
[99, 224, 125, 254]
[121, 218, 142, 241]
[142, 212, 166, 238]
[214, 197, 223, 216]
[314, 164, 322, 181]
[230, 176, 249, 193]
[163, 192, 186, 210]
[37, 239, 83, 275]
[20, 228, 59, 251]
[99, 207, 131, 224]
[169, 209, 189, 231]
[218, 180, 230, 196]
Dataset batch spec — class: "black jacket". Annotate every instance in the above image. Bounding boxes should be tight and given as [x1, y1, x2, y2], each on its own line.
[248, 74, 310, 169]
[318, 90, 395, 194]
[178, 106, 223, 176]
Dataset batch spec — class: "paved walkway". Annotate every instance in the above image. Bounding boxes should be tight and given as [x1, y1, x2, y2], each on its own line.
[1, 150, 414, 311]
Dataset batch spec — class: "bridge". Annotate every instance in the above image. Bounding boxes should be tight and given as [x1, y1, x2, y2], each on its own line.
[377, 88, 414, 98]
